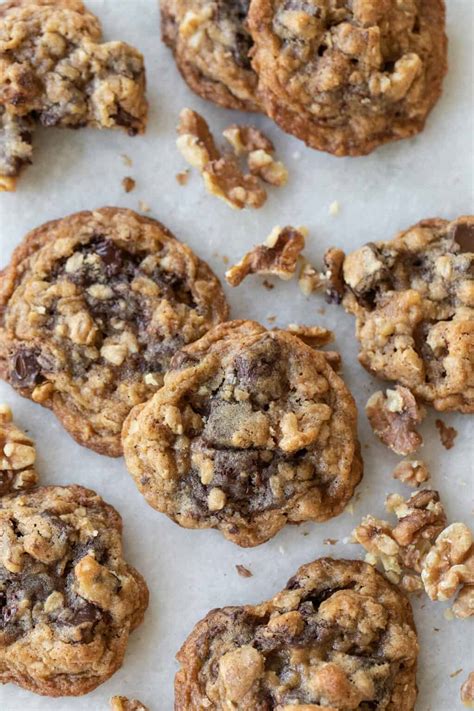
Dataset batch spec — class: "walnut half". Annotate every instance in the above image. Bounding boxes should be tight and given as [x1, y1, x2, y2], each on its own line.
[366, 386, 425, 456]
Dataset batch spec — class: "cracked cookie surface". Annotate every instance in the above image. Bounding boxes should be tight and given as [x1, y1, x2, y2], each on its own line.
[161, 0, 260, 111]
[339, 216, 474, 413]
[122, 321, 362, 547]
[248, 0, 447, 155]
[0, 485, 148, 696]
[0, 0, 147, 189]
[175, 557, 418, 710]
[0, 208, 229, 456]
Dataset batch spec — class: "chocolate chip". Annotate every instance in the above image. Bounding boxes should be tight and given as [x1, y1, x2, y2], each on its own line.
[10, 349, 43, 388]
[451, 221, 474, 253]
[113, 106, 139, 136]
[93, 237, 124, 277]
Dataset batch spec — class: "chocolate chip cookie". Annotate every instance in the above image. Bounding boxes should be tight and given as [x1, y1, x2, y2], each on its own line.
[175, 557, 418, 710]
[337, 216, 474, 413]
[122, 321, 362, 547]
[0, 208, 229, 456]
[0, 485, 148, 696]
[248, 0, 447, 155]
[0, 0, 147, 190]
[161, 0, 260, 111]
[0, 404, 38, 495]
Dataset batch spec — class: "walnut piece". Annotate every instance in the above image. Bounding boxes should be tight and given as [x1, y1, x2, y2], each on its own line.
[177, 109, 266, 210]
[461, 672, 474, 708]
[298, 259, 324, 296]
[366, 386, 425, 455]
[286, 324, 334, 349]
[225, 226, 306, 286]
[392, 460, 430, 487]
[0, 404, 38, 495]
[352, 515, 401, 584]
[122, 177, 136, 193]
[435, 419, 458, 449]
[223, 124, 288, 187]
[421, 523, 474, 601]
[452, 584, 474, 619]
[110, 697, 149, 711]
[297, 248, 346, 300]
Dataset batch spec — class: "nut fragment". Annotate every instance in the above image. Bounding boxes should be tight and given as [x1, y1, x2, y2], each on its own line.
[286, 324, 333, 349]
[110, 696, 149, 710]
[324, 247, 346, 304]
[0, 404, 38, 495]
[366, 386, 425, 455]
[461, 672, 474, 707]
[298, 259, 324, 296]
[392, 460, 429, 487]
[177, 109, 266, 210]
[435, 419, 458, 449]
[421, 523, 474, 601]
[223, 124, 288, 187]
[122, 177, 136, 193]
[225, 227, 306, 286]
[452, 584, 474, 619]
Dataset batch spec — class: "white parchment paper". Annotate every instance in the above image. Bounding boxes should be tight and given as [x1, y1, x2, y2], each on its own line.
[0, 1, 473, 709]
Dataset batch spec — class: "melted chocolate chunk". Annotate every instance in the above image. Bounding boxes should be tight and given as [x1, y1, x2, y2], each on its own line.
[217, 0, 253, 70]
[10, 349, 43, 388]
[451, 221, 474, 253]
[93, 237, 125, 277]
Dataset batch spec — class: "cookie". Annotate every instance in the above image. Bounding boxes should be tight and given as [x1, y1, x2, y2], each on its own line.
[0, 404, 38, 495]
[338, 216, 474, 413]
[0, 0, 147, 190]
[248, 0, 447, 156]
[0, 208, 229, 456]
[161, 0, 260, 111]
[175, 557, 418, 710]
[122, 321, 362, 547]
[0, 485, 148, 696]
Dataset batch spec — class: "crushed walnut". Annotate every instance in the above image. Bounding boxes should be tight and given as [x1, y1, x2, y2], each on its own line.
[176, 109, 266, 210]
[392, 460, 430, 487]
[435, 419, 458, 449]
[122, 177, 136, 193]
[298, 259, 324, 296]
[110, 696, 149, 711]
[225, 226, 306, 286]
[236, 565, 253, 578]
[297, 248, 346, 302]
[421, 523, 474, 610]
[0, 404, 38, 495]
[461, 672, 474, 708]
[366, 386, 425, 456]
[223, 124, 288, 187]
[353, 489, 446, 590]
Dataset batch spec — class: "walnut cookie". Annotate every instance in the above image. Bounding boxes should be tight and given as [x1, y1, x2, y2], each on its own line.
[161, 0, 260, 111]
[122, 320, 362, 547]
[175, 557, 418, 710]
[0, 485, 148, 696]
[0, 0, 147, 190]
[248, 0, 447, 156]
[334, 216, 474, 413]
[0, 208, 229, 457]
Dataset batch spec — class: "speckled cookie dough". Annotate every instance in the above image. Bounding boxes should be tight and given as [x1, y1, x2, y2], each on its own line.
[0, 0, 147, 190]
[175, 557, 418, 710]
[0, 404, 38, 495]
[122, 320, 362, 547]
[0, 208, 229, 456]
[0, 485, 148, 696]
[248, 0, 447, 155]
[161, 0, 260, 111]
[334, 216, 474, 413]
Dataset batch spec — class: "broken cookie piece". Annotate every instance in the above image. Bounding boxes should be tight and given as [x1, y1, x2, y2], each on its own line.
[0, 0, 147, 190]
[225, 226, 306, 286]
[366, 386, 425, 456]
[0, 404, 38, 495]
[392, 460, 430, 488]
[175, 558, 418, 710]
[176, 108, 266, 209]
[223, 124, 288, 186]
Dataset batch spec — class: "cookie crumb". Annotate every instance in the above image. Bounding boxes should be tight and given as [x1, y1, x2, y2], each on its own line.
[122, 177, 136, 193]
[329, 200, 340, 216]
[451, 670, 464, 679]
[236, 564, 252, 578]
[138, 200, 150, 213]
[262, 279, 274, 290]
[435, 419, 458, 449]
[225, 226, 306, 286]
[366, 386, 425, 456]
[267, 315, 276, 323]
[176, 169, 189, 185]
[121, 154, 133, 167]
[324, 538, 338, 545]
